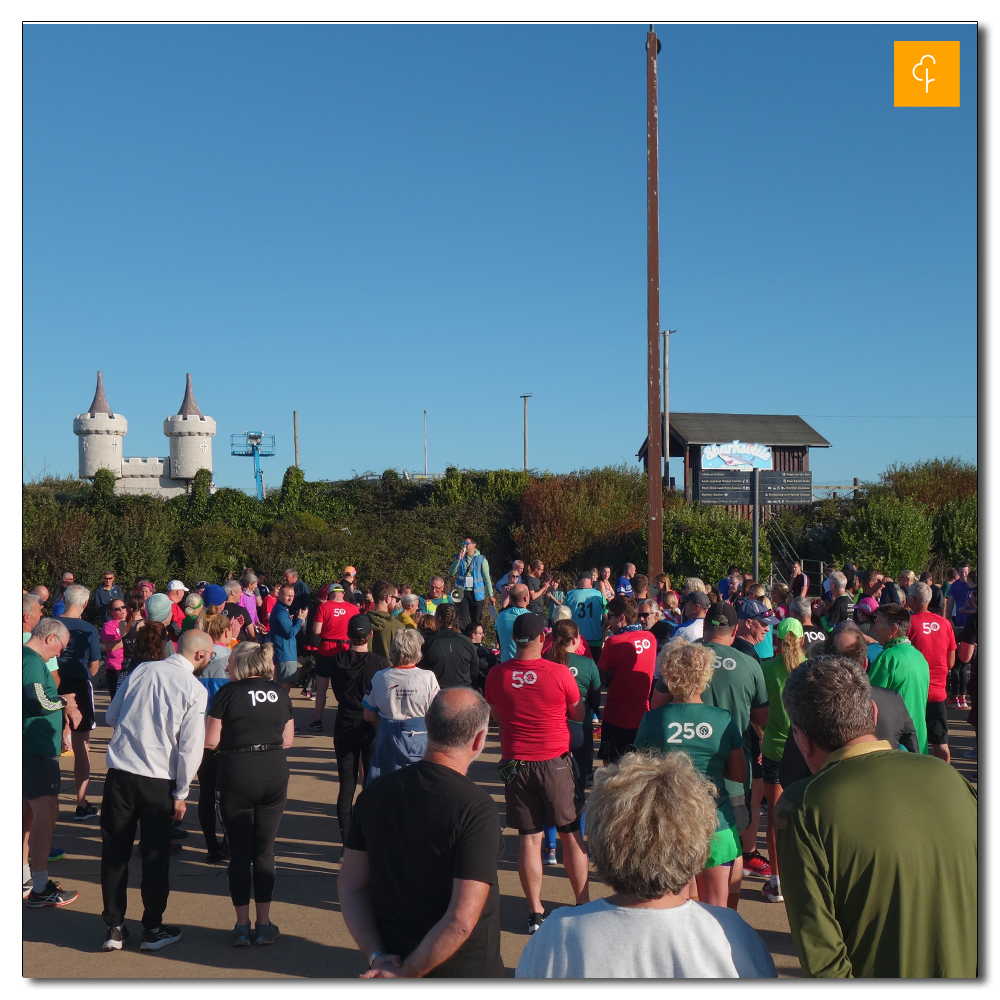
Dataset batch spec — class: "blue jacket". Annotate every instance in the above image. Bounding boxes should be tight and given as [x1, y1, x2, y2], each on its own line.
[269, 603, 302, 664]
[197, 646, 230, 711]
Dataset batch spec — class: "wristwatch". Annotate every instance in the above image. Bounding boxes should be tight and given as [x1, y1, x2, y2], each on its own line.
[368, 949, 385, 968]
[58, 697, 68, 709]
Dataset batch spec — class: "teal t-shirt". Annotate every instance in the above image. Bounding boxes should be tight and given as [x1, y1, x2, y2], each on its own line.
[495, 606, 529, 661]
[565, 652, 601, 730]
[699, 641, 769, 798]
[760, 654, 794, 763]
[546, 590, 566, 620]
[23, 646, 63, 759]
[635, 701, 742, 829]
[564, 588, 606, 641]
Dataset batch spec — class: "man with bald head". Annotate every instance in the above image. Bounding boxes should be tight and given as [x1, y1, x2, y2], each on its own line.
[340, 688, 504, 978]
[495, 583, 531, 661]
[99, 628, 213, 952]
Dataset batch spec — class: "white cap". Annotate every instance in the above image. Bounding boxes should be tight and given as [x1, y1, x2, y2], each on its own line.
[167, 580, 189, 592]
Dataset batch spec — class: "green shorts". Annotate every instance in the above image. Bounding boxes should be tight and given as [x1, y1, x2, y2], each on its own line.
[704, 823, 740, 868]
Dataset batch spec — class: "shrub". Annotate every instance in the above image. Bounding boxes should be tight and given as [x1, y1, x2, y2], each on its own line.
[662, 503, 770, 584]
[868, 457, 977, 512]
[934, 494, 977, 570]
[835, 493, 933, 575]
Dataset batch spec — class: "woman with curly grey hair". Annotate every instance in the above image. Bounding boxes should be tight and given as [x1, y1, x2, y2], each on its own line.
[515, 751, 775, 978]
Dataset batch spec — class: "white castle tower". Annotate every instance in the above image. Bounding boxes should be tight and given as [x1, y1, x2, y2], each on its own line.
[164, 373, 216, 479]
[73, 371, 127, 477]
[73, 371, 216, 497]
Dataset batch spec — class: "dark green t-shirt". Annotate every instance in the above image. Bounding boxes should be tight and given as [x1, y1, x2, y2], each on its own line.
[565, 652, 601, 730]
[698, 641, 769, 798]
[636, 702, 742, 829]
[23, 646, 63, 759]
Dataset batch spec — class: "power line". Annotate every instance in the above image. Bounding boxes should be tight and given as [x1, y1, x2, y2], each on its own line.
[802, 414, 975, 419]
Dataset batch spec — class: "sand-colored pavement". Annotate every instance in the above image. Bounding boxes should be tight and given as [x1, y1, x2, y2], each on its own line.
[23, 686, 977, 978]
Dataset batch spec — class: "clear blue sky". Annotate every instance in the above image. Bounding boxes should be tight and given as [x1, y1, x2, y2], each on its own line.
[23, 23, 977, 492]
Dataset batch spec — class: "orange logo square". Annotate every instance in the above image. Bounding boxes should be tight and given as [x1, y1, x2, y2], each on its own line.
[894, 41, 960, 107]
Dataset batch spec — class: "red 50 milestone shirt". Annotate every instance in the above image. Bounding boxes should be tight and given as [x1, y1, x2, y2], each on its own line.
[484, 657, 580, 761]
[599, 630, 657, 729]
[314, 600, 360, 654]
[908, 611, 957, 702]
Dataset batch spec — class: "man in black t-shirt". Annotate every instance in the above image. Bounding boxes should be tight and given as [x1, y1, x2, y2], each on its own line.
[339, 688, 504, 978]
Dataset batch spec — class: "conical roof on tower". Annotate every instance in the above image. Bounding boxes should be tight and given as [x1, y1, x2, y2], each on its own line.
[177, 373, 203, 417]
[87, 371, 114, 417]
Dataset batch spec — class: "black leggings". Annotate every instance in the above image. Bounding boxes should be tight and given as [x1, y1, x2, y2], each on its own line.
[949, 662, 970, 698]
[197, 749, 224, 851]
[218, 776, 288, 906]
[334, 726, 376, 843]
[106, 668, 121, 700]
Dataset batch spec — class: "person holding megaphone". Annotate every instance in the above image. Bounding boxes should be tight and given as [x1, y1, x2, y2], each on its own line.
[448, 536, 495, 629]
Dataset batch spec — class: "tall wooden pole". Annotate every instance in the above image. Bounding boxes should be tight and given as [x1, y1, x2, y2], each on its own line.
[293, 410, 300, 468]
[646, 26, 664, 578]
[520, 394, 532, 471]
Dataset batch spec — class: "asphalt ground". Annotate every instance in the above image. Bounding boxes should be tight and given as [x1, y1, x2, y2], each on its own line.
[23, 684, 977, 979]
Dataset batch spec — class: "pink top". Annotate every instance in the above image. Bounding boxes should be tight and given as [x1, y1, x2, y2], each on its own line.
[239, 591, 260, 626]
[100, 620, 125, 671]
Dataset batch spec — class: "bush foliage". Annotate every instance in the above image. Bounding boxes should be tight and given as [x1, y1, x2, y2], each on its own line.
[23, 457, 976, 595]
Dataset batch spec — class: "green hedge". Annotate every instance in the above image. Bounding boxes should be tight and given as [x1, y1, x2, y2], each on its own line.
[835, 493, 933, 576]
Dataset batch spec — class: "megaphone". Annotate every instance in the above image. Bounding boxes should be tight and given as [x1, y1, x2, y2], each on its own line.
[450, 585, 466, 603]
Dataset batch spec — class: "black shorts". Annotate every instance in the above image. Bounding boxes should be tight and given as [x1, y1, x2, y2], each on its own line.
[926, 700, 949, 746]
[313, 654, 340, 679]
[599, 721, 638, 765]
[761, 754, 781, 786]
[58, 677, 96, 732]
[23, 755, 61, 800]
[747, 726, 763, 779]
[500, 754, 579, 834]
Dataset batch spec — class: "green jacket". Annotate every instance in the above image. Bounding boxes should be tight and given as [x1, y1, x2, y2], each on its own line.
[367, 610, 404, 661]
[867, 638, 930, 753]
[776, 741, 977, 978]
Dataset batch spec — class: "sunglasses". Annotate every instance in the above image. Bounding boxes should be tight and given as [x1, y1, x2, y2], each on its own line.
[111, 605, 126, 612]
[637, 611, 653, 618]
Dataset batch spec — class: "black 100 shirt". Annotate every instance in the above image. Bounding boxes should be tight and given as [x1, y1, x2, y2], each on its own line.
[208, 677, 293, 786]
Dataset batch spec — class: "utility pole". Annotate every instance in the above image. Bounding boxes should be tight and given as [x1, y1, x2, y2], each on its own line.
[520, 394, 532, 471]
[752, 467, 760, 583]
[423, 409, 428, 476]
[646, 25, 664, 579]
[662, 329, 676, 489]
[293, 411, 300, 469]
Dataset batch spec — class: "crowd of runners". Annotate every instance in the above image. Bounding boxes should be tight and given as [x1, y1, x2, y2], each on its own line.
[22, 541, 978, 977]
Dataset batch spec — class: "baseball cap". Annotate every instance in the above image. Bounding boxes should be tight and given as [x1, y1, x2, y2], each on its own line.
[348, 615, 373, 641]
[705, 602, 738, 629]
[855, 596, 880, 618]
[145, 593, 174, 623]
[681, 591, 711, 609]
[776, 616, 804, 640]
[737, 599, 780, 626]
[330, 583, 345, 593]
[512, 613, 546, 644]
[195, 581, 210, 591]
[343, 566, 357, 577]
[167, 580, 189, 592]
[202, 584, 227, 607]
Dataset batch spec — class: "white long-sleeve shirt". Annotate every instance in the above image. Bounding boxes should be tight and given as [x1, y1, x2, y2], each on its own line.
[105, 653, 208, 800]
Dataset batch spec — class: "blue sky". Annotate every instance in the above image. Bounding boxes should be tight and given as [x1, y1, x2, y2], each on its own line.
[23, 23, 977, 493]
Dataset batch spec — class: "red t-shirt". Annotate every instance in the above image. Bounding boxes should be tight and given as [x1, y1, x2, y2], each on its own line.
[314, 600, 360, 655]
[484, 657, 580, 761]
[170, 601, 185, 627]
[908, 611, 957, 703]
[540, 634, 593, 659]
[599, 629, 657, 729]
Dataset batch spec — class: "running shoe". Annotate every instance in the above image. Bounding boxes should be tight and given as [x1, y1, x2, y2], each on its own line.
[762, 883, 784, 903]
[25, 881, 78, 908]
[24, 877, 60, 898]
[73, 802, 99, 822]
[60, 748, 73, 757]
[140, 925, 182, 951]
[527, 912, 546, 935]
[947, 697, 959, 708]
[308, 720, 324, 733]
[103, 924, 131, 951]
[230, 924, 252, 947]
[206, 841, 230, 864]
[170, 826, 189, 840]
[542, 848, 558, 867]
[28, 846, 65, 864]
[959, 696, 970, 710]
[743, 851, 772, 877]
[254, 922, 280, 946]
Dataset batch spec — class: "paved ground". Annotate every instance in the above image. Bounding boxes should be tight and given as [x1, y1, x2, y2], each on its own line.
[23, 686, 977, 979]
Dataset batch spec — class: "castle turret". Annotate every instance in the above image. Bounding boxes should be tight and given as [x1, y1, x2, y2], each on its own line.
[163, 373, 216, 480]
[73, 372, 127, 478]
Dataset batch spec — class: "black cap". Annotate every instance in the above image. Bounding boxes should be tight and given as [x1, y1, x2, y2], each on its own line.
[681, 591, 711, 609]
[705, 602, 738, 628]
[348, 615, 373, 641]
[512, 613, 545, 643]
